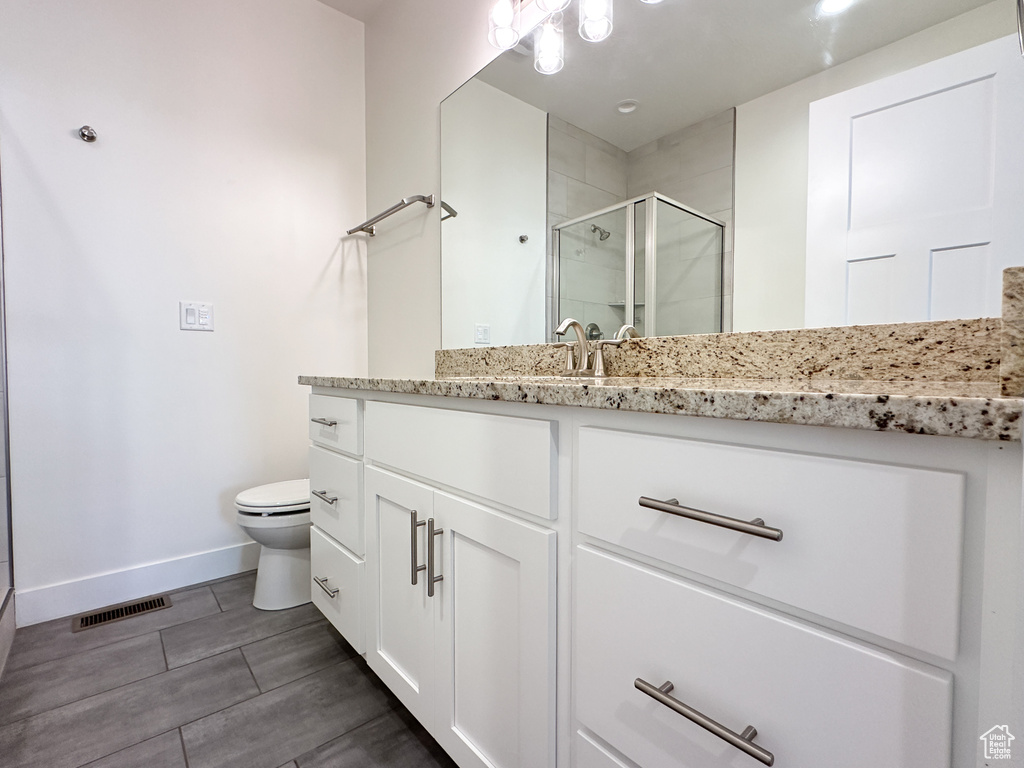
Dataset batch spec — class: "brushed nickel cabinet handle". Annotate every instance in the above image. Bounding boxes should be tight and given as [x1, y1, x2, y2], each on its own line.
[411, 510, 426, 586]
[427, 517, 444, 598]
[635, 678, 774, 766]
[639, 496, 783, 542]
[310, 417, 338, 427]
[313, 576, 339, 599]
[312, 489, 338, 506]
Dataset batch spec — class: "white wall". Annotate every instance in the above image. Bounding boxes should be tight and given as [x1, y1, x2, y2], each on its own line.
[365, 0, 548, 377]
[441, 79, 547, 349]
[0, 0, 367, 625]
[732, 1, 1012, 332]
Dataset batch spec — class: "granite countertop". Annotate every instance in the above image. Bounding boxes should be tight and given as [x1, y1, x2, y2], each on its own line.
[298, 374, 1023, 442]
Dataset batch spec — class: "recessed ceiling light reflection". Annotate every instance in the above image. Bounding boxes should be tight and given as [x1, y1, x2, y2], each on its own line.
[817, 0, 855, 15]
[616, 99, 639, 114]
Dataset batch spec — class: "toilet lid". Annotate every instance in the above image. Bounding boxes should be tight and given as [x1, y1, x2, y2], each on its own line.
[235, 479, 310, 509]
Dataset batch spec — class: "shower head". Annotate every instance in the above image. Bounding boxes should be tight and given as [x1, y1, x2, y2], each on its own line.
[591, 224, 611, 241]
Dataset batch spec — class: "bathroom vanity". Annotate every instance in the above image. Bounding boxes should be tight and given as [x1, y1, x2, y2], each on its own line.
[302, 339, 1024, 768]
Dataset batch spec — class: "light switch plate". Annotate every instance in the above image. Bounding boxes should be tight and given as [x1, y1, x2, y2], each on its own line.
[474, 323, 490, 344]
[180, 301, 214, 331]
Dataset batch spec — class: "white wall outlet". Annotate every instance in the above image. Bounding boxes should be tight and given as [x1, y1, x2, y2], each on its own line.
[474, 323, 490, 344]
[179, 301, 214, 331]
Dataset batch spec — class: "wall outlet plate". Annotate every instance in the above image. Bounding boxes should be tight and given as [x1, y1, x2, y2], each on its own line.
[179, 301, 214, 331]
[474, 323, 490, 344]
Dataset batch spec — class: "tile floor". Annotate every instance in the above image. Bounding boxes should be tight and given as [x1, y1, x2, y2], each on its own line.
[0, 572, 458, 768]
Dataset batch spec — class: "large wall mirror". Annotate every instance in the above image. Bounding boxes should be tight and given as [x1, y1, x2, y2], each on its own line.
[440, 0, 1022, 349]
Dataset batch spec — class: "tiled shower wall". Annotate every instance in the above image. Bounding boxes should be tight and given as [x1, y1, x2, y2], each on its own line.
[547, 109, 735, 337]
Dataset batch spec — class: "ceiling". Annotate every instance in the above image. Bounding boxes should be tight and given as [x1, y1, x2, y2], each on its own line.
[475, 0, 996, 151]
[316, 0, 386, 22]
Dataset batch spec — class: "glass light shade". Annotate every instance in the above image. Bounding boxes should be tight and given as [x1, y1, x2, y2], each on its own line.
[536, 0, 571, 11]
[534, 14, 564, 74]
[488, 0, 521, 50]
[579, 0, 613, 42]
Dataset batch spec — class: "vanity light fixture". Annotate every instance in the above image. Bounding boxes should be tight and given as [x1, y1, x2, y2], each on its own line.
[535, 14, 565, 75]
[536, 0, 571, 12]
[579, 0, 614, 42]
[816, 0, 855, 15]
[488, 0, 522, 50]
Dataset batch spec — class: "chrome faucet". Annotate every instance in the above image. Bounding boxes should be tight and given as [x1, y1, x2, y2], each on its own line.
[554, 318, 593, 375]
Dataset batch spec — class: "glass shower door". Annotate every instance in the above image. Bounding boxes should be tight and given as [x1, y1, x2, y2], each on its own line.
[651, 197, 723, 336]
[555, 206, 628, 342]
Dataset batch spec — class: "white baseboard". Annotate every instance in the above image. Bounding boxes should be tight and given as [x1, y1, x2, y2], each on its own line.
[0, 593, 16, 679]
[14, 542, 260, 627]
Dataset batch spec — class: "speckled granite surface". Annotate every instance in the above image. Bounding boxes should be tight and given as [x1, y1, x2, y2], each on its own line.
[435, 319, 1001, 382]
[1001, 267, 1024, 397]
[299, 375, 1022, 441]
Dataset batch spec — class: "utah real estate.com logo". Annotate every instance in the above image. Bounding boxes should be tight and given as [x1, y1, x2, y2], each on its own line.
[980, 725, 1015, 760]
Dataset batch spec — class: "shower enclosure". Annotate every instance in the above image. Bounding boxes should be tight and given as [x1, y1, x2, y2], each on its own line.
[551, 192, 725, 340]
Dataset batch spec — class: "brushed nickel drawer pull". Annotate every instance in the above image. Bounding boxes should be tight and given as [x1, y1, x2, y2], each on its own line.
[635, 678, 774, 766]
[313, 576, 339, 599]
[411, 510, 427, 586]
[310, 417, 338, 427]
[427, 517, 444, 598]
[639, 496, 783, 542]
[312, 489, 338, 505]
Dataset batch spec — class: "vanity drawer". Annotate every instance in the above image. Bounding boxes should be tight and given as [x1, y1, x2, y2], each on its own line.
[311, 526, 364, 655]
[364, 401, 556, 520]
[309, 394, 361, 455]
[577, 426, 965, 659]
[309, 445, 363, 555]
[575, 546, 952, 768]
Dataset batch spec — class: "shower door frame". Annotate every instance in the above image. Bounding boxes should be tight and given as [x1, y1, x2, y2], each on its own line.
[550, 192, 725, 340]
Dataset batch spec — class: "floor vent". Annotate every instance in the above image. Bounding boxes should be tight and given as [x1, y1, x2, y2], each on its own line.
[71, 594, 172, 632]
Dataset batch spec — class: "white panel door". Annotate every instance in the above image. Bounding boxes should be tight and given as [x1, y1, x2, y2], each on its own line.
[432, 492, 557, 768]
[806, 35, 1024, 327]
[364, 467, 436, 730]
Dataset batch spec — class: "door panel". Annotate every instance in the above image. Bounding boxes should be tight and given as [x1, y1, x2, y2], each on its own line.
[433, 492, 557, 768]
[364, 467, 435, 729]
[806, 35, 1024, 326]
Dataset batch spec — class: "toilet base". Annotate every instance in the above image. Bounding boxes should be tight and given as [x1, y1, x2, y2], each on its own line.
[253, 545, 312, 610]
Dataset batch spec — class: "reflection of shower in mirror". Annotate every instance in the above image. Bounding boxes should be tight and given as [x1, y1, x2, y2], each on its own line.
[591, 224, 611, 241]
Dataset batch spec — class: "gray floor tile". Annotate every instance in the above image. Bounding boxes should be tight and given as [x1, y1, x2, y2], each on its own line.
[0, 632, 166, 725]
[0, 650, 258, 768]
[211, 572, 258, 612]
[161, 601, 321, 669]
[6, 586, 221, 672]
[181, 658, 395, 768]
[81, 730, 187, 768]
[241, 620, 356, 692]
[295, 708, 458, 768]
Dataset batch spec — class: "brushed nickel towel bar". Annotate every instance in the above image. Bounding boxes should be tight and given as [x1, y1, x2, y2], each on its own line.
[348, 194, 435, 236]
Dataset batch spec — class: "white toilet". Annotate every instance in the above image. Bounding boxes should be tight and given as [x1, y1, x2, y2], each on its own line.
[235, 479, 312, 610]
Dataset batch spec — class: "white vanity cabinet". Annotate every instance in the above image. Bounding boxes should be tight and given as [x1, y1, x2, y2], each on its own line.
[570, 409, 1021, 768]
[306, 385, 1023, 768]
[363, 402, 558, 768]
[307, 394, 365, 654]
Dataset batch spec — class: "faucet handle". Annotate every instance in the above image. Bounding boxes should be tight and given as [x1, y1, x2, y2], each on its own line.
[591, 338, 623, 377]
[553, 341, 577, 371]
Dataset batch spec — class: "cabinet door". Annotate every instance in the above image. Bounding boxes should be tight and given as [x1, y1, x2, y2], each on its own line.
[365, 467, 436, 729]
[433, 492, 557, 768]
